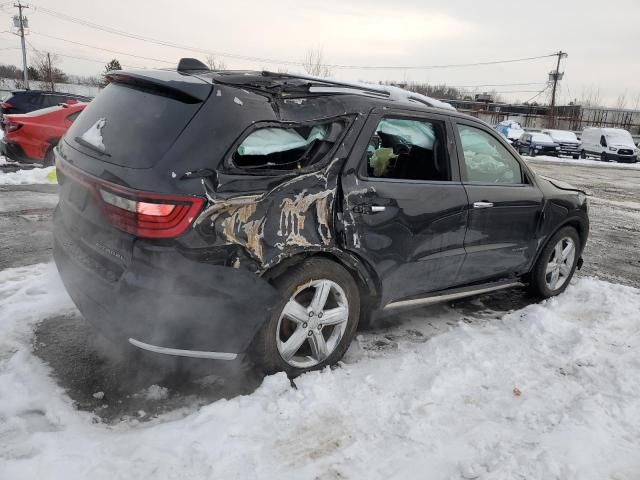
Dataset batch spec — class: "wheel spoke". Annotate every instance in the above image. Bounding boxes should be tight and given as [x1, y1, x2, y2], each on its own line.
[559, 263, 571, 276]
[279, 327, 308, 361]
[549, 268, 560, 289]
[309, 331, 329, 362]
[561, 242, 575, 261]
[554, 242, 563, 261]
[310, 280, 332, 313]
[320, 306, 348, 326]
[546, 261, 556, 274]
[282, 299, 309, 324]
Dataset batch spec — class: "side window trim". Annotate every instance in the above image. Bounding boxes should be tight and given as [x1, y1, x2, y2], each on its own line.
[356, 112, 460, 184]
[454, 120, 532, 186]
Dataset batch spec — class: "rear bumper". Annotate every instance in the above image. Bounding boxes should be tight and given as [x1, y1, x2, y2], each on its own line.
[53, 215, 282, 358]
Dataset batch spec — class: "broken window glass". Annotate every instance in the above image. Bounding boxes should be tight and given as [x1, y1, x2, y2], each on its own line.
[366, 118, 451, 181]
[233, 121, 344, 171]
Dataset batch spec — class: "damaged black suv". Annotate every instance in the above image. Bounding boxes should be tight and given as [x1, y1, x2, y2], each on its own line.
[53, 60, 589, 375]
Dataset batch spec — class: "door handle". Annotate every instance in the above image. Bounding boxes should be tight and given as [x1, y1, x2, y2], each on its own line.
[352, 204, 386, 214]
[473, 201, 494, 209]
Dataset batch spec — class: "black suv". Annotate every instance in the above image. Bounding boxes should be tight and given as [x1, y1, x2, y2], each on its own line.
[1, 90, 93, 116]
[53, 61, 589, 376]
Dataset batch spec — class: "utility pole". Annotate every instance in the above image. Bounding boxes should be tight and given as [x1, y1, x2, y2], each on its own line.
[46, 52, 54, 91]
[549, 50, 568, 128]
[13, 2, 29, 89]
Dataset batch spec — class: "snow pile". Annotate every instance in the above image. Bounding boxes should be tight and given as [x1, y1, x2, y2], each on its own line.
[1, 264, 640, 479]
[0, 166, 57, 185]
[524, 155, 640, 170]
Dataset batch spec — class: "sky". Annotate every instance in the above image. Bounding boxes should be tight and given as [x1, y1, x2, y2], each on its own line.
[0, 0, 638, 107]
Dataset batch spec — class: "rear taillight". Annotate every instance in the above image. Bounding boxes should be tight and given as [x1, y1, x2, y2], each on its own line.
[1, 101, 12, 109]
[58, 160, 204, 239]
[4, 121, 21, 132]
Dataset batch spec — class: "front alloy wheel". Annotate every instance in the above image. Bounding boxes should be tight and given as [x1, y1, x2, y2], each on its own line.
[529, 226, 581, 298]
[544, 237, 576, 291]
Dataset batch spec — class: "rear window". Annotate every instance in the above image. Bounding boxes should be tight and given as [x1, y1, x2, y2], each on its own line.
[66, 82, 203, 169]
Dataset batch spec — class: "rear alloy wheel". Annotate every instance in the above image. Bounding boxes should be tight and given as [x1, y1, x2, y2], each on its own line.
[276, 279, 349, 369]
[529, 226, 580, 298]
[252, 258, 360, 375]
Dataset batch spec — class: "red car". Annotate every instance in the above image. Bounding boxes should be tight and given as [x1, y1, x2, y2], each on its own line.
[1, 101, 87, 165]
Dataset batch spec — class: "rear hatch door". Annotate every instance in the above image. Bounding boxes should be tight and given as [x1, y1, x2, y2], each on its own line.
[55, 71, 212, 279]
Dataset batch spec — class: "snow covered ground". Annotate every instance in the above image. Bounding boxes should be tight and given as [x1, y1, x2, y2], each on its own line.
[1, 263, 639, 479]
[523, 155, 640, 170]
[0, 164, 56, 185]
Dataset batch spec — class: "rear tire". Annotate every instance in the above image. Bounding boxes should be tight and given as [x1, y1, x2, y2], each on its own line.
[580, 150, 586, 159]
[528, 226, 580, 298]
[43, 147, 55, 167]
[572, 154, 579, 160]
[528, 147, 536, 157]
[251, 257, 361, 376]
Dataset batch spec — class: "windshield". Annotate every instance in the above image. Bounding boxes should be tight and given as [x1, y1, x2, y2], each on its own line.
[546, 130, 578, 142]
[531, 133, 554, 143]
[606, 130, 635, 147]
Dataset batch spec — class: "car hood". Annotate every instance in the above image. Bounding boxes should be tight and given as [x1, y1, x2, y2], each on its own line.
[538, 175, 589, 195]
[532, 141, 557, 147]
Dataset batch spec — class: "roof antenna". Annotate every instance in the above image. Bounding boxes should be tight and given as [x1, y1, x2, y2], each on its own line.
[177, 58, 209, 72]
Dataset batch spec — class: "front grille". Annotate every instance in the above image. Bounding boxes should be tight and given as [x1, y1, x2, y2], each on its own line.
[560, 143, 579, 150]
[618, 149, 634, 155]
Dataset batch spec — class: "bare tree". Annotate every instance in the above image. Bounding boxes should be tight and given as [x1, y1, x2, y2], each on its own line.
[302, 47, 332, 78]
[615, 91, 628, 110]
[578, 86, 603, 108]
[206, 55, 227, 70]
[31, 51, 67, 91]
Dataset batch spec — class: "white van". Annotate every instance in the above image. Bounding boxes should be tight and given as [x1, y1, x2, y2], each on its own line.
[580, 127, 638, 163]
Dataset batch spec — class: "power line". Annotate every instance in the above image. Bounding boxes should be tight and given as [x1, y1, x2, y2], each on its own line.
[524, 85, 550, 104]
[29, 3, 558, 71]
[26, 39, 145, 69]
[30, 31, 174, 65]
[450, 82, 547, 88]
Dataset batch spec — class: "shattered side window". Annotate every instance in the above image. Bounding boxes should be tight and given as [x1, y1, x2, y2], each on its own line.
[366, 118, 451, 181]
[233, 121, 344, 171]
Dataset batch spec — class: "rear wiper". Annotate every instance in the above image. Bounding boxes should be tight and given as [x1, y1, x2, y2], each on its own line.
[74, 136, 111, 157]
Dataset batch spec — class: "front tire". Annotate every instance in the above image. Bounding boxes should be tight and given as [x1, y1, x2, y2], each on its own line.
[601, 152, 608, 162]
[528, 226, 580, 298]
[251, 257, 360, 376]
[580, 150, 586, 159]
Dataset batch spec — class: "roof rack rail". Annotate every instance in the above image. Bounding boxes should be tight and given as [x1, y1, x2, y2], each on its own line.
[260, 71, 455, 111]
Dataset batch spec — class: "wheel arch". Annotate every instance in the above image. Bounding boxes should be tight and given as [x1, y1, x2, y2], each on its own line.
[260, 249, 382, 310]
[531, 214, 588, 272]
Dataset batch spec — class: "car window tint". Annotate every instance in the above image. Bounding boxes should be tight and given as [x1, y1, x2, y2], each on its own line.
[66, 111, 81, 122]
[232, 121, 344, 171]
[366, 118, 450, 181]
[458, 125, 525, 184]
